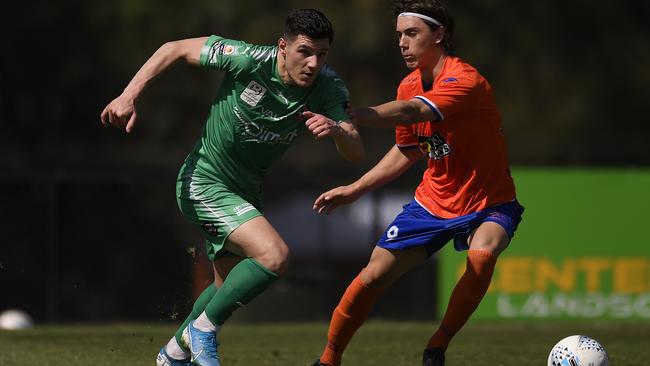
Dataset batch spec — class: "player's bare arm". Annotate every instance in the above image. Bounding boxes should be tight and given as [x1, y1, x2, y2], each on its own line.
[313, 145, 420, 214]
[100, 37, 208, 133]
[352, 98, 438, 128]
[303, 111, 365, 163]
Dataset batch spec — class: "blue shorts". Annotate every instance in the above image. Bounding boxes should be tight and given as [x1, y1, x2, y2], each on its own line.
[377, 199, 524, 257]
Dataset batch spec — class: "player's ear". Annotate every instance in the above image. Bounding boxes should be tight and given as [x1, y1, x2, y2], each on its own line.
[433, 26, 445, 44]
[278, 38, 287, 57]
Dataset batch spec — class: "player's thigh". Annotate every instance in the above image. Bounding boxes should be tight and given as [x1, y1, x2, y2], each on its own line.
[224, 216, 289, 264]
[361, 245, 428, 289]
[467, 221, 510, 255]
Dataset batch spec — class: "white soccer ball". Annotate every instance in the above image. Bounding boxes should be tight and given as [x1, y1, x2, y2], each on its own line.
[547, 335, 608, 366]
[0, 309, 34, 330]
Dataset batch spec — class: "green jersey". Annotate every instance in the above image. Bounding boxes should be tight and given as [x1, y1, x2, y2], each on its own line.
[178, 35, 350, 207]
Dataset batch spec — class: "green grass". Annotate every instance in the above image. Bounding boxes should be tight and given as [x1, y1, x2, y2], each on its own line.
[0, 320, 647, 365]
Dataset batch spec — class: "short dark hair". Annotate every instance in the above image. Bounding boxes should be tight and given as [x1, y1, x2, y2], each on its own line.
[393, 0, 455, 55]
[283, 9, 334, 44]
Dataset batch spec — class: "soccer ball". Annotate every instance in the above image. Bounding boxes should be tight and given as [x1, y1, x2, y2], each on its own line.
[0, 309, 34, 330]
[547, 335, 608, 366]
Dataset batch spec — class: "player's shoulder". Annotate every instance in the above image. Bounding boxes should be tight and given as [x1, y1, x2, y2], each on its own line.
[438, 57, 489, 89]
[398, 69, 421, 88]
[396, 69, 421, 97]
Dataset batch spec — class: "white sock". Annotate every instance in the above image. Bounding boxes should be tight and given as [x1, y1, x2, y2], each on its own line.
[194, 312, 220, 333]
[165, 337, 190, 360]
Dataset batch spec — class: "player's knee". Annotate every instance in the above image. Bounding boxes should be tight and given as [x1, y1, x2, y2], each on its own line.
[470, 232, 509, 255]
[472, 237, 508, 256]
[257, 241, 290, 275]
[469, 222, 510, 255]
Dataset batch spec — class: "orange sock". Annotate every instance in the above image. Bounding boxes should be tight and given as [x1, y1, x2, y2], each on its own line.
[319, 273, 381, 366]
[427, 249, 497, 351]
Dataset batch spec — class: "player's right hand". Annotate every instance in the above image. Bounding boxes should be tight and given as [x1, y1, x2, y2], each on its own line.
[100, 94, 137, 133]
[313, 185, 361, 214]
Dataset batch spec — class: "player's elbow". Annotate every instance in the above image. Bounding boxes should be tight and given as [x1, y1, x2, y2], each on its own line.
[157, 41, 184, 62]
[160, 41, 179, 54]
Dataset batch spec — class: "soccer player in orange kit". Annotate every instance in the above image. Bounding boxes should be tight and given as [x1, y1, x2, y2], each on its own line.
[311, 1, 524, 365]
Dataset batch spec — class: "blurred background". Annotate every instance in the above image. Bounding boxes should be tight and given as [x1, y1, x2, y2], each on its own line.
[1, 0, 649, 325]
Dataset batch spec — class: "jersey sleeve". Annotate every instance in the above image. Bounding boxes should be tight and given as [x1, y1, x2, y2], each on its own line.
[395, 125, 419, 149]
[314, 66, 351, 123]
[199, 35, 256, 74]
[414, 74, 477, 121]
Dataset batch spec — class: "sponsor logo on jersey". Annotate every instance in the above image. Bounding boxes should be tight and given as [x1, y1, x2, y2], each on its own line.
[241, 80, 267, 107]
[442, 77, 458, 84]
[233, 107, 299, 145]
[418, 132, 452, 160]
[257, 105, 284, 121]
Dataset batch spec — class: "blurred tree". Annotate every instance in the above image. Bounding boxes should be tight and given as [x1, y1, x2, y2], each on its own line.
[1, 0, 649, 174]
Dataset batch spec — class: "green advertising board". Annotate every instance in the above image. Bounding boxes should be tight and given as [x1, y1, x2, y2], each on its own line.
[438, 169, 650, 319]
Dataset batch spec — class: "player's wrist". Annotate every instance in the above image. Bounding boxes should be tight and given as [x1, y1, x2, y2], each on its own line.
[122, 81, 145, 102]
[349, 180, 366, 196]
[333, 123, 344, 137]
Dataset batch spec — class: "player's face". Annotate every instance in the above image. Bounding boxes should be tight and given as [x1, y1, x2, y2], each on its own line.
[279, 35, 330, 87]
[396, 16, 444, 70]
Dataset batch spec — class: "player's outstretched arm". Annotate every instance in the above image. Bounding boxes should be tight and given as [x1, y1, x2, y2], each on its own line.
[100, 37, 208, 133]
[352, 99, 439, 128]
[303, 111, 365, 163]
[313, 145, 420, 214]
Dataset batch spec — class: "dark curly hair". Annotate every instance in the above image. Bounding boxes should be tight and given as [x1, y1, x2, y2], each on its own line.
[393, 0, 455, 54]
[283, 9, 334, 44]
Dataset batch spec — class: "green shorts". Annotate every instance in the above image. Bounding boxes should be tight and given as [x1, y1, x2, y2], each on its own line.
[176, 180, 262, 260]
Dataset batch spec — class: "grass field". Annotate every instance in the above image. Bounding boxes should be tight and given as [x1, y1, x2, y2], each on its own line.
[0, 320, 647, 365]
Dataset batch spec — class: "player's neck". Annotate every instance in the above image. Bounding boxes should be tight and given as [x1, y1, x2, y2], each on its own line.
[420, 52, 448, 85]
[276, 53, 295, 86]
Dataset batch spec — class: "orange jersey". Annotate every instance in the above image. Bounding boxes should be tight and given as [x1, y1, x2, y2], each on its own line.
[395, 56, 516, 218]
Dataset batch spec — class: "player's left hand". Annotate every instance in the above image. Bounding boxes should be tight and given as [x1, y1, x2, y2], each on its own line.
[303, 111, 342, 139]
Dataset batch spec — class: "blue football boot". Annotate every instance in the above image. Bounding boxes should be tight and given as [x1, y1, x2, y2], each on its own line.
[156, 346, 193, 366]
[183, 320, 221, 366]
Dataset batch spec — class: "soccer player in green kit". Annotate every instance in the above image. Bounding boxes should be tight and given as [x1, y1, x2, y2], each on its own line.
[100, 9, 364, 366]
